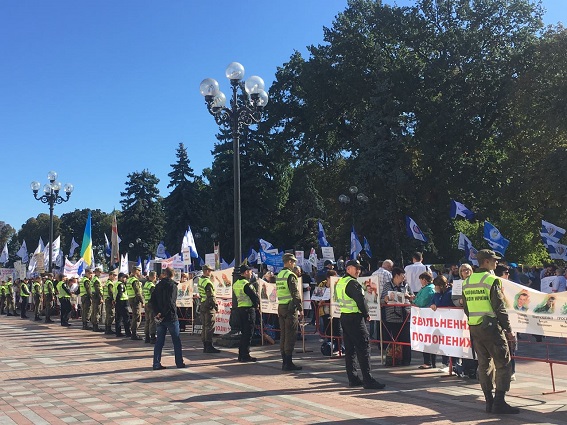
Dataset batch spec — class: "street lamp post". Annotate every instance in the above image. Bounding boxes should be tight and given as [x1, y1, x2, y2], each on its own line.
[339, 186, 369, 226]
[200, 62, 269, 276]
[30, 171, 74, 273]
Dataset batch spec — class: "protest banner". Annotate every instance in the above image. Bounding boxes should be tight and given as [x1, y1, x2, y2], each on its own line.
[410, 306, 473, 359]
[214, 298, 232, 335]
[209, 267, 234, 299]
[501, 278, 567, 337]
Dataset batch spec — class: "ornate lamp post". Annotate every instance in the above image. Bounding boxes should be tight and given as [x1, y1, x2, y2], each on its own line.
[339, 186, 368, 226]
[30, 171, 73, 272]
[200, 62, 269, 276]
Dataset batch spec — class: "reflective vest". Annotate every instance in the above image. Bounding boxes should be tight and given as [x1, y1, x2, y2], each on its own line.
[79, 277, 90, 297]
[32, 281, 41, 296]
[335, 275, 362, 314]
[91, 276, 102, 297]
[57, 281, 70, 299]
[198, 277, 215, 299]
[0, 282, 5, 296]
[6, 281, 13, 295]
[116, 281, 129, 301]
[126, 277, 138, 299]
[276, 268, 295, 305]
[233, 278, 252, 308]
[463, 272, 497, 325]
[142, 281, 155, 303]
[103, 280, 115, 300]
[43, 280, 54, 295]
[20, 283, 30, 297]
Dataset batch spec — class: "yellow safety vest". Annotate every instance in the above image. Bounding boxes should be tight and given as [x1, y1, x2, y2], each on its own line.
[32, 281, 41, 296]
[463, 272, 497, 325]
[20, 283, 31, 297]
[43, 279, 54, 295]
[142, 281, 155, 303]
[57, 281, 70, 299]
[335, 275, 362, 314]
[233, 278, 252, 308]
[276, 268, 295, 305]
[79, 277, 90, 297]
[198, 277, 215, 299]
[116, 281, 129, 301]
[103, 280, 115, 300]
[126, 277, 137, 299]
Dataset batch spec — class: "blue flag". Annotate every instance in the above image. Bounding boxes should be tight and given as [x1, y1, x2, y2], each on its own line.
[541, 220, 565, 243]
[363, 237, 372, 258]
[259, 238, 275, 252]
[406, 216, 428, 242]
[450, 200, 475, 220]
[350, 226, 363, 260]
[317, 221, 331, 247]
[483, 221, 510, 255]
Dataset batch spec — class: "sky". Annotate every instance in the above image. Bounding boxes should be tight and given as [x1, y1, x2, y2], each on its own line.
[1, 0, 565, 236]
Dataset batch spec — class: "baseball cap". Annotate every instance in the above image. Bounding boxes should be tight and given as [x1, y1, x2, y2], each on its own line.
[345, 259, 362, 269]
[239, 264, 252, 274]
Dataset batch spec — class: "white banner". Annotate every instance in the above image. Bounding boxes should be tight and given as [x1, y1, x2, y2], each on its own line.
[410, 306, 473, 359]
[259, 278, 278, 314]
[321, 246, 335, 261]
[214, 299, 232, 335]
[501, 278, 567, 337]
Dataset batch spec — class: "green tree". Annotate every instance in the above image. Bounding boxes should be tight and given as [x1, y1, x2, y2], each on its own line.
[163, 143, 203, 255]
[119, 170, 165, 261]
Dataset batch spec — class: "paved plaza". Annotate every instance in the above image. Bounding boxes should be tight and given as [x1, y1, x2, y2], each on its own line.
[1, 316, 566, 425]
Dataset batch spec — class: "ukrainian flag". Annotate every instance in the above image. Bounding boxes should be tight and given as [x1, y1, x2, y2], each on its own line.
[80, 211, 93, 266]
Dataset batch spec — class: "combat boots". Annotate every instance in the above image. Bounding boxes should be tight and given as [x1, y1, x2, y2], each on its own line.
[492, 391, 520, 414]
[104, 325, 113, 335]
[203, 342, 221, 353]
[92, 324, 104, 332]
[130, 331, 142, 340]
[483, 390, 494, 413]
[282, 354, 302, 371]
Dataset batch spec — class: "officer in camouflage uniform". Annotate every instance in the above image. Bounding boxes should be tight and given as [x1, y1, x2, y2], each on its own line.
[19, 279, 31, 319]
[104, 270, 117, 334]
[143, 271, 157, 343]
[43, 273, 55, 323]
[199, 265, 221, 353]
[275, 253, 303, 371]
[127, 266, 144, 340]
[90, 267, 104, 332]
[80, 268, 93, 330]
[56, 275, 72, 327]
[32, 276, 42, 321]
[5, 278, 15, 316]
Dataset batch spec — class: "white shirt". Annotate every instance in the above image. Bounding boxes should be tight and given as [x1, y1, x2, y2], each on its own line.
[404, 262, 427, 294]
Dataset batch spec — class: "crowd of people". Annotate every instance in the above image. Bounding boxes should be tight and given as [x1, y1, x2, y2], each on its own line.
[2, 249, 564, 415]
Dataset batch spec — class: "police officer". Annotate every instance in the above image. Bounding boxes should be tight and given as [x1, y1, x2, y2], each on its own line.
[462, 249, 519, 415]
[0, 280, 6, 315]
[32, 276, 42, 321]
[80, 268, 93, 330]
[103, 270, 117, 334]
[57, 275, 72, 326]
[336, 259, 385, 390]
[233, 264, 259, 362]
[115, 272, 131, 337]
[127, 266, 144, 340]
[5, 278, 15, 316]
[43, 273, 55, 323]
[199, 265, 221, 353]
[90, 267, 104, 332]
[19, 278, 31, 318]
[276, 253, 303, 371]
[143, 271, 157, 343]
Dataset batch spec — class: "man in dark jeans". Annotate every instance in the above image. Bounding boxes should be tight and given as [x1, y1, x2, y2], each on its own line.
[150, 267, 185, 370]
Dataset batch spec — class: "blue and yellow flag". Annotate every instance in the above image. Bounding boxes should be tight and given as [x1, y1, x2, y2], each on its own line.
[80, 211, 93, 266]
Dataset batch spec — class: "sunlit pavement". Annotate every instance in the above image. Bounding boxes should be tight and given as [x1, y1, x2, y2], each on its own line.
[1, 316, 566, 425]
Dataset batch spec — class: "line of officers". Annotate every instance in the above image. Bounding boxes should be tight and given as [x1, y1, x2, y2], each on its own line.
[1, 265, 159, 343]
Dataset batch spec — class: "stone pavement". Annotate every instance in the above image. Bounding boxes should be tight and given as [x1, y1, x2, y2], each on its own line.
[1, 316, 566, 425]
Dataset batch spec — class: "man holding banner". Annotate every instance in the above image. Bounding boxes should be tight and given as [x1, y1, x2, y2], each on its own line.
[462, 249, 519, 415]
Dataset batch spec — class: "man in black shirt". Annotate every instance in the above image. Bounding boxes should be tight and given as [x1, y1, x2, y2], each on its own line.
[150, 267, 185, 370]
